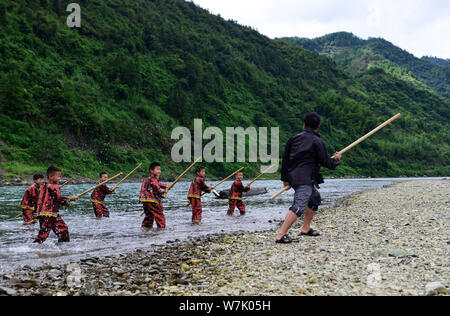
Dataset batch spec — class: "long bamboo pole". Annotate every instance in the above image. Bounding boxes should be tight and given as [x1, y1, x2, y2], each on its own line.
[246, 165, 277, 187]
[210, 167, 245, 190]
[223, 165, 276, 205]
[60, 177, 74, 188]
[337, 113, 401, 156]
[271, 113, 401, 200]
[139, 157, 202, 216]
[77, 172, 123, 198]
[167, 157, 202, 192]
[112, 163, 143, 191]
[270, 186, 291, 200]
[184, 167, 246, 207]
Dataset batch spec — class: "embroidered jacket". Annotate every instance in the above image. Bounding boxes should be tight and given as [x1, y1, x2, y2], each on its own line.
[229, 180, 250, 200]
[140, 174, 167, 204]
[36, 183, 69, 218]
[20, 184, 40, 212]
[90, 184, 114, 205]
[188, 176, 211, 199]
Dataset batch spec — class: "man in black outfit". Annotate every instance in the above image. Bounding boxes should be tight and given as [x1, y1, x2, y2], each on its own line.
[276, 113, 342, 244]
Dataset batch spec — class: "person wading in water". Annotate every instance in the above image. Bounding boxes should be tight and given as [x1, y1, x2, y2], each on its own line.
[276, 112, 342, 244]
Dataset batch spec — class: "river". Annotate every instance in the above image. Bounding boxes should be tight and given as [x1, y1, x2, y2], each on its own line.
[0, 178, 444, 273]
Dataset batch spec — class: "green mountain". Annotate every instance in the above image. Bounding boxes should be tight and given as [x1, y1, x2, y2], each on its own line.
[281, 32, 450, 100]
[0, 1, 448, 183]
[422, 56, 450, 68]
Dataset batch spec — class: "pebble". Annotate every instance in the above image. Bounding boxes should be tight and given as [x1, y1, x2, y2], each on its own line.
[425, 282, 447, 296]
[0, 286, 17, 296]
[181, 264, 190, 272]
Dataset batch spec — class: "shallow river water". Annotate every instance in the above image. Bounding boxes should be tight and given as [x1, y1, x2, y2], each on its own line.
[0, 177, 444, 273]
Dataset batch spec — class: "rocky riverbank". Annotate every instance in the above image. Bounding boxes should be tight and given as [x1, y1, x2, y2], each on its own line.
[1, 180, 448, 296]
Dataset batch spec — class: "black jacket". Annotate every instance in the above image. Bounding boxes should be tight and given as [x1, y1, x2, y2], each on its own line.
[281, 129, 340, 186]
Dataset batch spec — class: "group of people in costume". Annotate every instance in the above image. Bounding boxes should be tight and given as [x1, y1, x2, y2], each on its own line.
[19, 163, 252, 244]
[20, 166, 79, 243]
[19, 112, 345, 245]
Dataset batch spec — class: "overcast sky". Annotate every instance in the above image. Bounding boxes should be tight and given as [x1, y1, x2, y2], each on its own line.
[191, 0, 450, 59]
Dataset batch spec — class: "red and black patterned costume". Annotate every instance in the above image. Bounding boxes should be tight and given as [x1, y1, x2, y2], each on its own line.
[20, 184, 40, 225]
[140, 175, 167, 228]
[34, 183, 70, 244]
[90, 184, 114, 218]
[227, 180, 250, 216]
[187, 176, 211, 222]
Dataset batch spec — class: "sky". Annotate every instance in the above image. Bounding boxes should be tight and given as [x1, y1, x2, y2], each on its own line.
[191, 0, 450, 59]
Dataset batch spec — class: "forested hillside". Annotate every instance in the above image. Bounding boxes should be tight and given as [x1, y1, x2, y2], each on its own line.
[0, 0, 448, 182]
[282, 32, 450, 100]
[422, 56, 450, 68]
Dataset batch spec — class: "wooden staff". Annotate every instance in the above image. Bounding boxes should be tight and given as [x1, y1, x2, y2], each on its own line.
[335, 113, 401, 156]
[60, 177, 74, 188]
[112, 163, 143, 191]
[271, 113, 401, 200]
[77, 172, 123, 198]
[210, 167, 245, 191]
[223, 165, 276, 205]
[270, 186, 291, 200]
[201, 166, 246, 197]
[184, 167, 245, 207]
[167, 157, 202, 192]
[14, 210, 27, 219]
[246, 165, 277, 187]
[139, 157, 202, 217]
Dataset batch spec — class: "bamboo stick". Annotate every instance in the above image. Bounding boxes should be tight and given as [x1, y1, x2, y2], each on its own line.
[271, 113, 401, 200]
[222, 165, 276, 205]
[77, 172, 123, 198]
[200, 166, 246, 197]
[246, 165, 277, 187]
[270, 186, 291, 200]
[112, 163, 143, 191]
[210, 167, 245, 190]
[337, 113, 401, 156]
[60, 177, 74, 188]
[184, 167, 246, 207]
[166, 157, 202, 192]
[139, 157, 202, 216]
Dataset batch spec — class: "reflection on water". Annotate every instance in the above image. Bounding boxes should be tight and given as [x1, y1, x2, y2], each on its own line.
[0, 178, 443, 272]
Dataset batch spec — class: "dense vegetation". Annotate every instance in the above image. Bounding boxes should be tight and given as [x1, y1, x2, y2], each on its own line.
[422, 56, 450, 68]
[0, 0, 448, 182]
[282, 32, 450, 100]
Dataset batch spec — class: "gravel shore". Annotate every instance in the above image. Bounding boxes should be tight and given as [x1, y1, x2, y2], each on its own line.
[1, 180, 448, 296]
